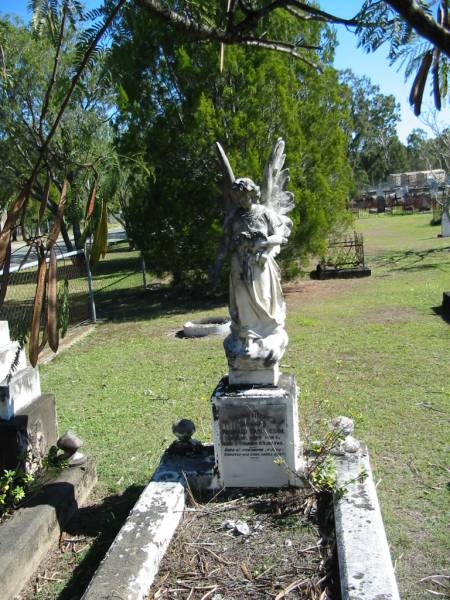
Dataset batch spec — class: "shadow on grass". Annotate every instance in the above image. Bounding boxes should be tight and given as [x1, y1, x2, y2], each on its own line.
[432, 305, 450, 324]
[56, 484, 144, 600]
[372, 245, 450, 272]
[95, 284, 228, 323]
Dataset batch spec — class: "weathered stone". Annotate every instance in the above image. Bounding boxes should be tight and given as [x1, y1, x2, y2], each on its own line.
[334, 444, 400, 600]
[216, 140, 294, 385]
[183, 317, 230, 338]
[330, 416, 355, 436]
[211, 374, 303, 488]
[0, 393, 58, 472]
[0, 458, 96, 600]
[0, 366, 41, 420]
[172, 419, 195, 441]
[441, 208, 450, 237]
[57, 430, 83, 452]
[82, 481, 185, 600]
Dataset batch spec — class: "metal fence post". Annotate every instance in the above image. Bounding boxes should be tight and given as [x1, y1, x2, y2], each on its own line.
[141, 252, 148, 289]
[85, 244, 97, 323]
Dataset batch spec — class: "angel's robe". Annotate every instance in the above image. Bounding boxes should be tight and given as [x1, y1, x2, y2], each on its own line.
[227, 203, 286, 341]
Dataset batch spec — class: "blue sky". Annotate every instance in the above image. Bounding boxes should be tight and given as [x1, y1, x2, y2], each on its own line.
[1, 0, 449, 142]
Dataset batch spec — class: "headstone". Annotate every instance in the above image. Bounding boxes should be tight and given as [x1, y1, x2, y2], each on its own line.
[0, 321, 57, 472]
[211, 374, 303, 488]
[441, 208, 450, 237]
[212, 140, 304, 489]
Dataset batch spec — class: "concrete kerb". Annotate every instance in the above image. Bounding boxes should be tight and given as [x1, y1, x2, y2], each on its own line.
[0, 458, 97, 600]
[334, 444, 401, 600]
[82, 441, 399, 600]
[82, 447, 215, 600]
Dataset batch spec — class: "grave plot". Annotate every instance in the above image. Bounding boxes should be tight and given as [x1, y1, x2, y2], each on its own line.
[152, 488, 338, 600]
[310, 232, 371, 280]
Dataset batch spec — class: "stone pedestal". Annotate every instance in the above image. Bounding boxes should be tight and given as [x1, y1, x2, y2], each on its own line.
[211, 374, 303, 488]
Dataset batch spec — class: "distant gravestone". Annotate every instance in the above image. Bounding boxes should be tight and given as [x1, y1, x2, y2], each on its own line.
[441, 208, 450, 237]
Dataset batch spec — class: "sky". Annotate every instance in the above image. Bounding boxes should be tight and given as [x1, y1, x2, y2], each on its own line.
[1, 0, 449, 142]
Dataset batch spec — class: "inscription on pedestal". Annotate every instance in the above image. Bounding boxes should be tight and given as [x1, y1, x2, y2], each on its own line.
[221, 404, 286, 459]
[211, 375, 303, 488]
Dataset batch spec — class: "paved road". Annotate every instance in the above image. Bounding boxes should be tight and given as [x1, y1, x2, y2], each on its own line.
[8, 226, 127, 271]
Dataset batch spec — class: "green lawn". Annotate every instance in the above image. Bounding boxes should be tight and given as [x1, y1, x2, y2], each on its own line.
[41, 213, 449, 599]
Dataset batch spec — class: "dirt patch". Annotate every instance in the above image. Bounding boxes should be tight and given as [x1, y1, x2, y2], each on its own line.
[360, 306, 419, 324]
[283, 279, 365, 309]
[151, 489, 339, 600]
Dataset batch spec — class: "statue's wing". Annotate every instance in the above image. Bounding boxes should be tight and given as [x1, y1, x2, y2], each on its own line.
[261, 138, 295, 216]
[215, 142, 236, 208]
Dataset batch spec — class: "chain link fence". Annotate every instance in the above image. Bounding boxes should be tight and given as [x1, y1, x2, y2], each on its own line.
[0, 237, 148, 341]
[0, 247, 91, 341]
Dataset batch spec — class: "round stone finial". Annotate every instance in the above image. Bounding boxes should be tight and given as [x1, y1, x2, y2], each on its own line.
[57, 430, 83, 453]
[172, 419, 196, 442]
[330, 416, 355, 437]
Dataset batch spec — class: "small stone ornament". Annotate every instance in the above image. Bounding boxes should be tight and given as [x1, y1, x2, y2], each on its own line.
[329, 416, 360, 456]
[57, 430, 87, 466]
[168, 419, 202, 455]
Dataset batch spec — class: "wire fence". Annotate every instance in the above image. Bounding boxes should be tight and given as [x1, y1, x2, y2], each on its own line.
[0, 247, 91, 341]
[0, 238, 148, 341]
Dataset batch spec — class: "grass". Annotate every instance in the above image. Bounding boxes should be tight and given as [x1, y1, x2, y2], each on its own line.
[39, 213, 449, 599]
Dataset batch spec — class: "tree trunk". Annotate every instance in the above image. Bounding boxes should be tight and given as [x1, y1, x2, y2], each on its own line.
[72, 218, 83, 250]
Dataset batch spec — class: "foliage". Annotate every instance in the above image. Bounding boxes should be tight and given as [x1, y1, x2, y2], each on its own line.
[355, 0, 450, 116]
[0, 12, 116, 250]
[110, 5, 353, 285]
[0, 468, 34, 517]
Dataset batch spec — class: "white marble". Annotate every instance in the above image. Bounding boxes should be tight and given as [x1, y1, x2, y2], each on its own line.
[0, 321, 10, 347]
[0, 366, 41, 420]
[0, 341, 27, 383]
[216, 140, 294, 385]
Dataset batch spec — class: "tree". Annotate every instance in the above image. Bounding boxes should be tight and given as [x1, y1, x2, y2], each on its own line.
[110, 4, 353, 285]
[0, 15, 117, 252]
[341, 71, 409, 188]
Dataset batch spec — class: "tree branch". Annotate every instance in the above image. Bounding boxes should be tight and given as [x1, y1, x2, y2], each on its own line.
[385, 0, 450, 57]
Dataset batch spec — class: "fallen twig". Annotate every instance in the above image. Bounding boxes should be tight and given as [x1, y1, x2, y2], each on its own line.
[275, 577, 308, 599]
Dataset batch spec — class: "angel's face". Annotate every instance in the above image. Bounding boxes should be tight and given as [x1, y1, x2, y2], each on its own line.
[233, 178, 260, 209]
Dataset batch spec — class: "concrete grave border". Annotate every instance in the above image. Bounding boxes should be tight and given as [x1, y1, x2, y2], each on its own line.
[0, 458, 97, 600]
[82, 442, 400, 600]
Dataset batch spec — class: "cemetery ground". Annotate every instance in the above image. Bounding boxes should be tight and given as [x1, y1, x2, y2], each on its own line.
[18, 213, 449, 599]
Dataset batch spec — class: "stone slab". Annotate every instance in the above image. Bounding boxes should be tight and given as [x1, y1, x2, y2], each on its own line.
[334, 444, 400, 600]
[82, 481, 185, 600]
[0, 365, 41, 420]
[0, 457, 97, 600]
[0, 340, 27, 383]
[0, 393, 58, 472]
[211, 374, 303, 488]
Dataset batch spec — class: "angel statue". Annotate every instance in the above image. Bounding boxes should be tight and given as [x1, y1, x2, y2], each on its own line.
[215, 138, 294, 386]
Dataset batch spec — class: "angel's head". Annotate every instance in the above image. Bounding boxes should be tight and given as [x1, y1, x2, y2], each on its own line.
[232, 178, 261, 209]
